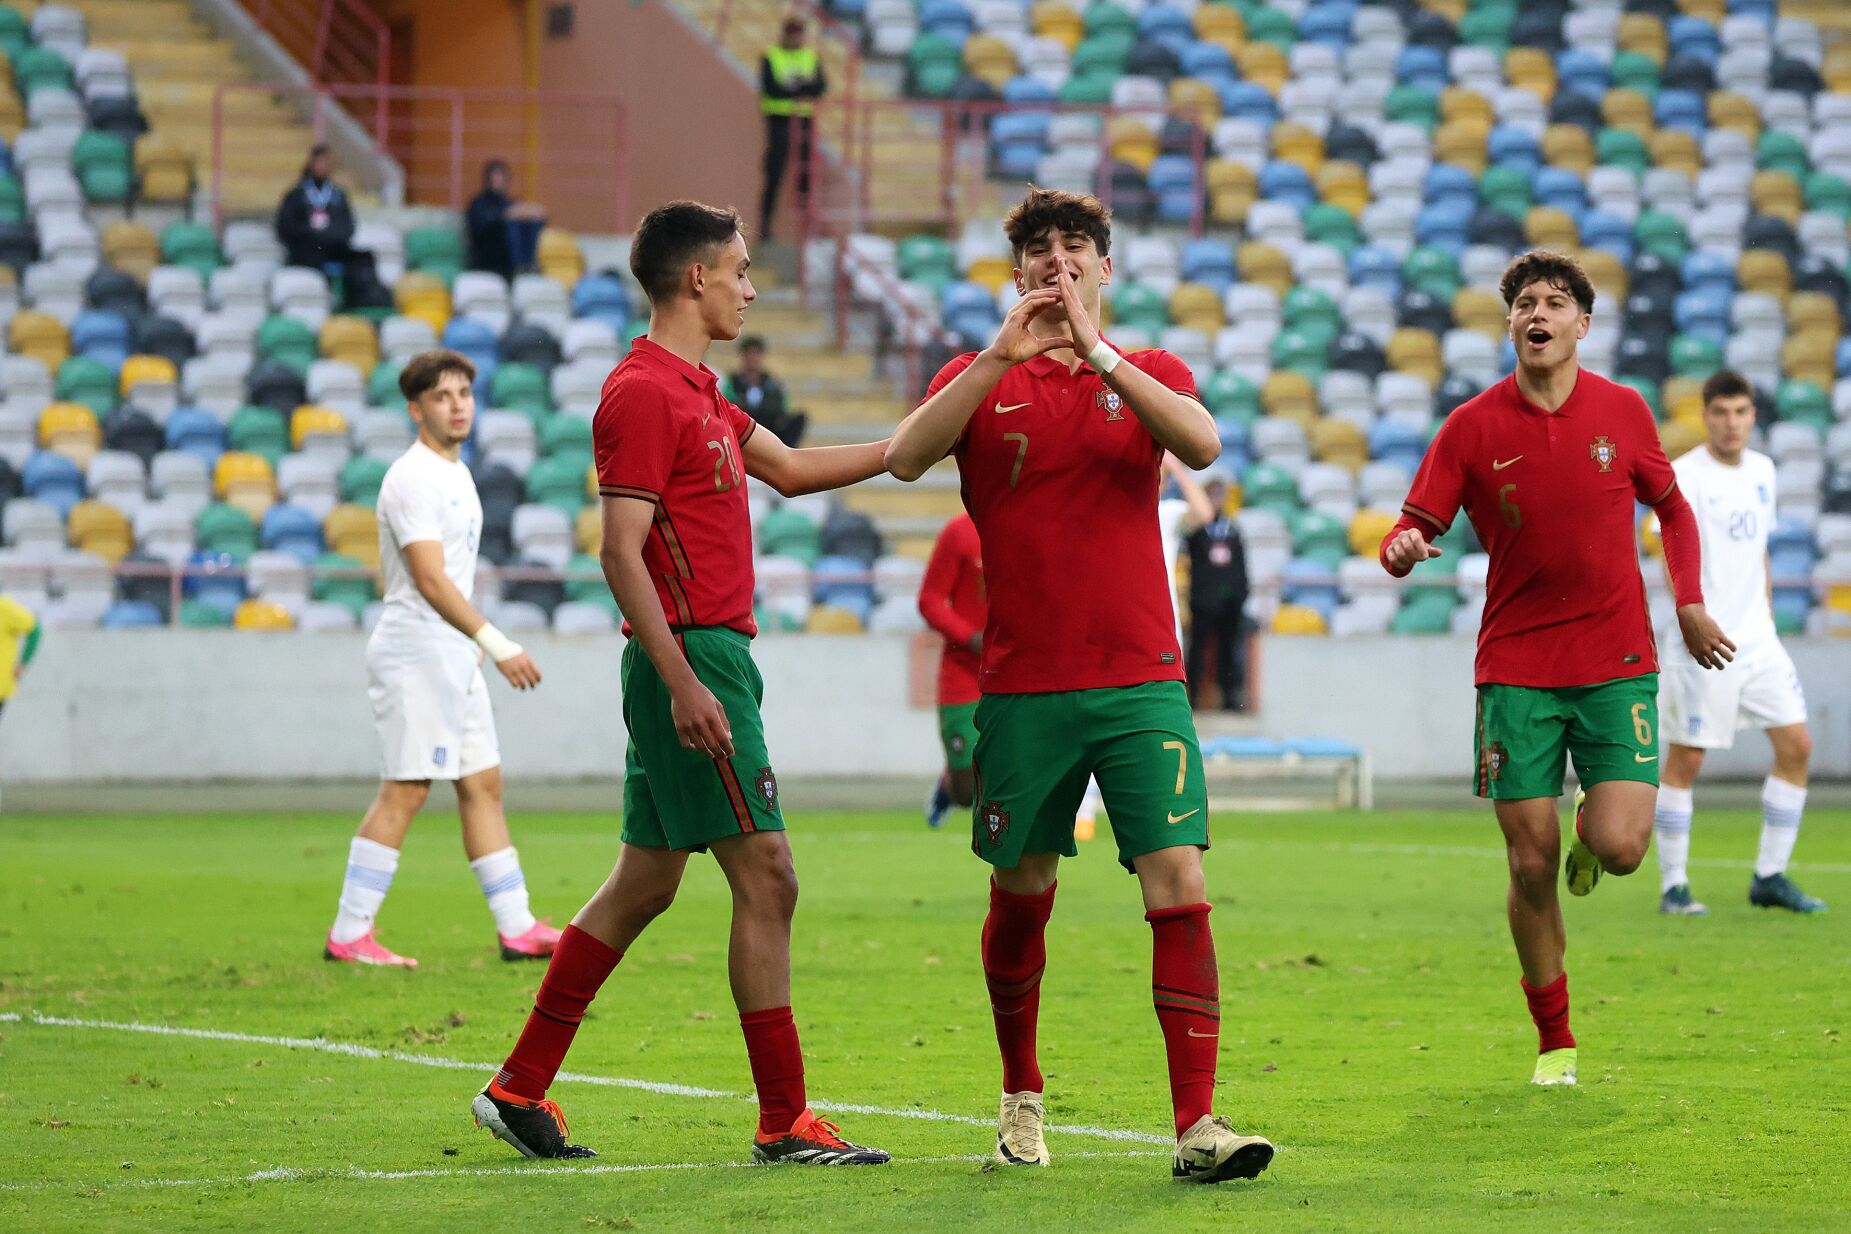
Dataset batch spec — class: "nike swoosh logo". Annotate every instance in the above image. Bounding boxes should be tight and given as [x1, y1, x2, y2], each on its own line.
[995, 402, 1031, 414]
[1167, 809, 1200, 824]
[1636, 753, 1658, 763]
[1187, 1027, 1217, 1038]
[1493, 456, 1523, 470]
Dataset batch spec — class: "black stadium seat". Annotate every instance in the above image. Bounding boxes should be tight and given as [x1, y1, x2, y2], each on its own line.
[135, 315, 198, 369]
[103, 409, 164, 465]
[246, 358, 307, 413]
[0, 221, 40, 274]
[499, 321, 563, 373]
[87, 266, 146, 318]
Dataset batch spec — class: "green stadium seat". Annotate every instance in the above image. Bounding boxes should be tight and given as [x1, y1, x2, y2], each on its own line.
[1071, 32, 1133, 77]
[540, 414, 593, 457]
[1479, 165, 1531, 217]
[14, 46, 74, 96]
[1608, 52, 1660, 98]
[311, 552, 377, 618]
[1081, 1, 1137, 39]
[0, 175, 22, 225]
[1058, 71, 1118, 104]
[1391, 587, 1458, 635]
[1282, 286, 1342, 336]
[1292, 510, 1349, 569]
[405, 227, 465, 284]
[1595, 128, 1651, 173]
[72, 132, 133, 204]
[197, 502, 260, 556]
[1386, 85, 1439, 131]
[1271, 329, 1327, 377]
[178, 598, 233, 627]
[490, 362, 551, 417]
[367, 361, 404, 407]
[161, 221, 223, 278]
[227, 406, 290, 465]
[527, 450, 591, 514]
[1756, 132, 1810, 181]
[1302, 203, 1360, 253]
[1775, 380, 1832, 430]
[907, 33, 965, 97]
[1245, 5, 1297, 50]
[1202, 370, 1261, 422]
[564, 552, 614, 606]
[760, 506, 822, 565]
[1108, 281, 1170, 333]
[1240, 460, 1299, 514]
[898, 235, 958, 292]
[1402, 247, 1463, 301]
[338, 454, 390, 507]
[257, 316, 319, 374]
[56, 357, 119, 418]
[1458, 5, 1513, 49]
[1614, 375, 1660, 415]
[1668, 335, 1723, 379]
[1633, 210, 1688, 263]
[0, 4, 28, 61]
[1803, 172, 1851, 220]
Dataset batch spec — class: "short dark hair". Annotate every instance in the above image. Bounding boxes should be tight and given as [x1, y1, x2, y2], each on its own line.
[1003, 186, 1113, 263]
[398, 349, 477, 402]
[1499, 249, 1596, 314]
[630, 200, 743, 305]
[1701, 369, 1754, 406]
[738, 335, 767, 352]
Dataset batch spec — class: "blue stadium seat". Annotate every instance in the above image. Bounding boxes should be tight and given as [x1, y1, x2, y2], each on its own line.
[812, 553, 875, 622]
[183, 549, 247, 610]
[1674, 287, 1732, 346]
[261, 502, 325, 565]
[1396, 46, 1448, 93]
[442, 317, 500, 387]
[918, 0, 973, 42]
[1667, 16, 1720, 64]
[1282, 557, 1341, 619]
[102, 599, 163, 628]
[1579, 211, 1634, 264]
[1424, 163, 1477, 210]
[1298, 1, 1355, 47]
[940, 281, 994, 319]
[165, 407, 226, 467]
[71, 309, 131, 370]
[1654, 89, 1707, 136]
[1149, 156, 1200, 223]
[1001, 76, 1055, 103]
[1219, 82, 1277, 127]
[1487, 126, 1542, 178]
[1259, 161, 1315, 210]
[1179, 42, 1235, 82]
[1370, 420, 1426, 474]
[1555, 49, 1608, 100]
[1136, 3, 1192, 42]
[1532, 167, 1588, 219]
[1414, 200, 1472, 254]
[23, 450, 84, 514]
[1181, 238, 1237, 293]
[1349, 246, 1403, 295]
[1681, 251, 1736, 296]
[570, 274, 630, 332]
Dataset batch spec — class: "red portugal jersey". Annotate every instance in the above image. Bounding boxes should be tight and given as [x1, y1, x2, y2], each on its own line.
[1399, 369, 1677, 687]
[918, 512, 985, 705]
[592, 338, 758, 637]
[932, 346, 1199, 694]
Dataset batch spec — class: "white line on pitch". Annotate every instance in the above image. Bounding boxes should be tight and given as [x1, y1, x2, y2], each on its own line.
[0, 1011, 1172, 1146]
[1248, 840, 1851, 876]
[0, 1149, 1165, 1194]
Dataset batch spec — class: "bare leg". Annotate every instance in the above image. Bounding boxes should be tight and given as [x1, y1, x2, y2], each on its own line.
[1661, 744, 1706, 791]
[1576, 779, 1656, 875]
[455, 766, 513, 860]
[569, 842, 690, 953]
[1767, 723, 1812, 788]
[710, 830, 801, 1013]
[1495, 798, 1566, 986]
[992, 850, 1061, 897]
[1131, 844, 1208, 911]
[356, 779, 431, 849]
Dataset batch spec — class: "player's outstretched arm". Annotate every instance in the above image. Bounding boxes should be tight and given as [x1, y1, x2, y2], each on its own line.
[401, 540, 540, 689]
[1653, 483, 1736, 670]
[599, 496, 733, 758]
[885, 288, 1068, 481]
[741, 427, 890, 498]
[1163, 453, 1218, 531]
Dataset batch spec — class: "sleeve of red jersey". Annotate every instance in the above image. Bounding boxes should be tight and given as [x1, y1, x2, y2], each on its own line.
[926, 352, 982, 453]
[721, 395, 757, 448]
[917, 517, 981, 645]
[593, 379, 678, 502]
[1130, 348, 1202, 400]
[1630, 400, 1704, 607]
[1379, 415, 1465, 576]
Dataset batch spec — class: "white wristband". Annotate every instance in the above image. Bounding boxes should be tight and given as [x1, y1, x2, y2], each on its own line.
[1086, 338, 1121, 375]
[473, 622, 523, 663]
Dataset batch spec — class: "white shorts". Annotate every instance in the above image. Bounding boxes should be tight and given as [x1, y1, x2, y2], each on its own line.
[366, 626, 501, 781]
[1660, 641, 1807, 751]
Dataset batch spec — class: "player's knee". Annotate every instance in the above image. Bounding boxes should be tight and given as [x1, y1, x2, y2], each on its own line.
[736, 847, 799, 922]
[1603, 837, 1648, 877]
[386, 780, 431, 813]
[1508, 845, 1560, 896]
[1777, 729, 1813, 768]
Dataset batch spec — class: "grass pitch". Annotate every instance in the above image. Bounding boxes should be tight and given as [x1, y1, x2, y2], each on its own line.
[3, 805, 1848, 1232]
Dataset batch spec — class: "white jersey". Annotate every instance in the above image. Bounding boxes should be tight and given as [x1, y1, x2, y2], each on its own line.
[1672, 446, 1778, 658]
[1158, 496, 1189, 642]
[374, 440, 482, 640]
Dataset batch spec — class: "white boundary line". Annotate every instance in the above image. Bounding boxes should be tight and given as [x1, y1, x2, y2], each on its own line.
[1249, 840, 1851, 876]
[0, 1150, 1162, 1194]
[0, 1011, 1172, 1146]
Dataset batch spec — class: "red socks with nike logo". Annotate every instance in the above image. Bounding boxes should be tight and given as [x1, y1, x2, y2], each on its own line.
[1149, 902, 1219, 1137]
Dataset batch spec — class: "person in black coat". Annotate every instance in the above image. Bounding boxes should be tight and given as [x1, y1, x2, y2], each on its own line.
[274, 144, 379, 306]
[1184, 473, 1250, 711]
[466, 159, 549, 281]
[725, 336, 807, 446]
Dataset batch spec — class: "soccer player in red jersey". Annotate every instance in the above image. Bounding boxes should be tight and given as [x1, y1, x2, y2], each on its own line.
[886, 187, 1275, 1184]
[919, 511, 986, 828]
[1379, 250, 1735, 1086]
[471, 201, 893, 1164]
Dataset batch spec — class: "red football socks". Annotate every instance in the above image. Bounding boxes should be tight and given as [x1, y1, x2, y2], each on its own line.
[740, 1006, 807, 1137]
[982, 878, 1057, 1095]
[1148, 902, 1219, 1138]
[494, 924, 623, 1101]
[1522, 973, 1575, 1053]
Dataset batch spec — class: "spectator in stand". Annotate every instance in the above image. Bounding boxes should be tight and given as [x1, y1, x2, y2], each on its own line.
[275, 144, 381, 307]
[0, 592, 39, 722]
[1184, 473, 1249, 711]
[726, 336, 807, 446]
[467, 159, 550, 281]
[758, 14, 826, 240]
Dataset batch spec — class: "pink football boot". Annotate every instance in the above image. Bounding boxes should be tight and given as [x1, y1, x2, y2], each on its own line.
[499, 919, 563, 961]
[324, 929, 419, 968]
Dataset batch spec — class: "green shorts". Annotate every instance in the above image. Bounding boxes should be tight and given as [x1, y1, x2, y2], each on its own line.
[1474, 674, 1660, 800]
[620, 627, 785, 852]
[971, 681, 1209, 873]
[939, 701, 979, 771]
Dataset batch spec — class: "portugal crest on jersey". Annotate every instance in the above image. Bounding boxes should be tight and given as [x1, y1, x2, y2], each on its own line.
[1589, 435, 1618, 473]
[1095, 389, 1124, 421]
[981, 801, 1010, 846]
[754, 767, 779, 810]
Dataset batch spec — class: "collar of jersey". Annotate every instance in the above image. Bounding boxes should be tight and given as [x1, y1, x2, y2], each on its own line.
[1020, 333, 1117, 378]
[631, 337, 719, 392]
[1506, 367, 1586, 417]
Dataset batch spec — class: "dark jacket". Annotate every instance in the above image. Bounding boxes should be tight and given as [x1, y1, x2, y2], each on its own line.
[466, 189, 513, 280]
[275, 176, 356, 269]
[1186, 515, 1248, 610]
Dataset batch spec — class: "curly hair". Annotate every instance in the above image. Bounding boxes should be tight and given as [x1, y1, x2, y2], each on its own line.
[1003, 186, 1113, 262]
[1498, 249, 1597, 314]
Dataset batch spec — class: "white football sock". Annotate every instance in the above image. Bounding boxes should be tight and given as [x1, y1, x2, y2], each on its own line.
[1755, 776, 1806, 879]
[1078, 776, 1103, 821]
[1654, 783, 1694, 892]
[471, 846, 537, 937]
[331, 836, 400, 944]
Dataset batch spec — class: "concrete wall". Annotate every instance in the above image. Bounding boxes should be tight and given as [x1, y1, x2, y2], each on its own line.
[3, 632, 1845, 783]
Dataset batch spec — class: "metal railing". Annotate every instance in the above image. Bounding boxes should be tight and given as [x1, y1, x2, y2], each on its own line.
[240, 0, 391, 131]
[210, 82, 629, 231]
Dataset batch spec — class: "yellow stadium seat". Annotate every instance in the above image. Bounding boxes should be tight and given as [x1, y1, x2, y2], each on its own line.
[1170, 282, 1224, 332]
[1236, 242, 1292, 295]
[1600, 88, 1654, 137]
[1348, 509, 1398, 558]
[1424, 0, 1465, 20]
[805, 605, 864, 634]
[102, 221, 160, 283]
[319, 315, 380, 375]
[1453, 288, 1507, 339]
[1193, 2, 1243, 39]
[1676, 0, 1724, 20]
[1270, 604, 1328, 635]
[1387, 327, 1444, 385]
[1576, 250, 1627, 304]
[1236, 43, 1289, 93]
[1782, 331, 1836, 387]
[1524, 206, 1580, 250]
[1261, 372, 1318, 422]
[134, 134, 194, 205]
[1648, 129, 1701, 174]
[119, 354, 178, 396]
[1617, 13, 1668, 63]
[1207, 160, 1258, 224]
[1433, 120, 1489, 173]
[1707, 91, 1760, 139]
[1638, 510, 1663, 558]
[1662, 375, 1704, 417]
[234, 599, 296, 631]
[67, 499, 133, 563]
[1542, 124, 1595, 174]
[1168, 77, 1221, 126]
[1270, 121, 1324, 175]
[1031, 0, 1084, 48]
[9, 309, 69, 370]
[38, 402, 101, 466]
[1107, 116, 1160, 172]
[290, 405, 351, 452]
[575, 505, 602, 556]
[1787, 291, 1842, 336]
[1504, 48, 1557, 101]
[537, 229, 585, 285]
[1658, 418, 1703, 460]
[965, 256, 1014, 293]
[1439, 85, 1494, 128]
[1310, 418, 1368, 471]
[1737, 250, 1791, 303]
[585, 461, 599, 502]
[1317, 160, 1370, 215]
[1827, 41, 1851, 84]
[1750, 170, 1804, 223]
[963, 35, 1017, 90]
[324, 504, 381, 568]
[214, 450, 276, 501]
[394, 272, 451, 335]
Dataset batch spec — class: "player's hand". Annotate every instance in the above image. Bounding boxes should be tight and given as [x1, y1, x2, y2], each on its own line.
[1677, 604, 1736, 671]
[495, 651, 542, 690]
[672, 680, 735, 760]
[965, 632, 982, 655]
[1383, 526, 1442, 573]
[981, 287, 1073, 367]
[1051, 253, 1101, 354]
